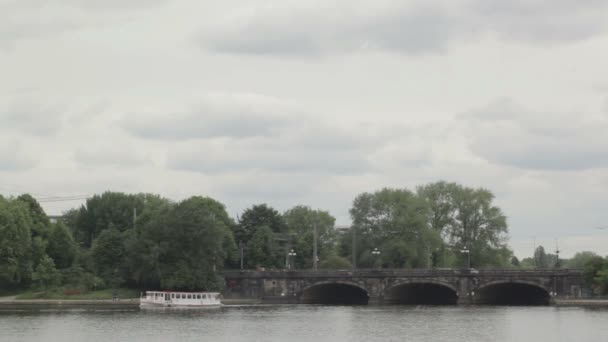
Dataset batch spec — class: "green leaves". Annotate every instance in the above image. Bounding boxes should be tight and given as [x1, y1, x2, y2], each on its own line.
[348, 182, 512, 269]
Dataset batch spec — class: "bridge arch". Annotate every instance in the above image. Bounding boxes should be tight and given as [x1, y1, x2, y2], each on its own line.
[385, 280, 459, 305]
[300, 281, 369, 305]
[474, 280, 550, 305]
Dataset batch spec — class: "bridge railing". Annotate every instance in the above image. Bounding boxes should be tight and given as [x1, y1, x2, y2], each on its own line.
[223, 268, 583, 278]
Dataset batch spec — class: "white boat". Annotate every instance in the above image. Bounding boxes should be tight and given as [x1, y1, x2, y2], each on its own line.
[140, 291, 222, 308]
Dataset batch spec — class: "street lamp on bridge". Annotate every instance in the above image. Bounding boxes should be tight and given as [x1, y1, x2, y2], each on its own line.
[288, 249, 297, 270]
[460, 247, 470, 269]
[371, 247, 381, 269]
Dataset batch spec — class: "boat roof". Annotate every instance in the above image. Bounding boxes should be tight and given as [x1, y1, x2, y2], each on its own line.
[145, 290, 220, 294]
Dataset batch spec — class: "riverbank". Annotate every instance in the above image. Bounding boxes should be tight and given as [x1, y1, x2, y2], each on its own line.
[554, 298, 608, 307]
[0, 298, 140, 310]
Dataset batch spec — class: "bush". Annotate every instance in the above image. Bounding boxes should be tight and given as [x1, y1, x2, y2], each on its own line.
[319, 255, 352, 270]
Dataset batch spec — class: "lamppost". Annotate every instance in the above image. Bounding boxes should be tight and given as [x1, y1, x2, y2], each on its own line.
[460, 247, 470, 269]
[239, 241, 245, 270]
[371, 247, 381, 270]
[288, 249, 297, 270]
[554, 239, 561, 269]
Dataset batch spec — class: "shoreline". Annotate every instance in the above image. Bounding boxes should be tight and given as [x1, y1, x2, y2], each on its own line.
[1, 298, 607, 309]
[554, 299, 608, 307]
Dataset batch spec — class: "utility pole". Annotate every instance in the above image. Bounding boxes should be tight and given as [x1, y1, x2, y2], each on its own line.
[313, 221, 318, 271]
[239, 241, 244, 270]
[133, 207, 137, 229]
[352, 225, 357, 271]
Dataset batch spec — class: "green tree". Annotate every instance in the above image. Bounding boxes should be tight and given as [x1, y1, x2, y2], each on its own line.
[534, 246, 549, 268]
[511, 256, 520, 267]
[283, 206, 336, 269]
[247, 225, 282, 269]
[91, 228, 126, 288]
[0, 197, 34, 288]
[74, 192, 145, 247]
[32, 255, 60, 291]
[47, 223, 78, 269]
[583, 256, 607, 293]
[157, 196, 236, 290]
[565, 251, 599, 269]
[445, 185, 510, 268]
[349, 188, 440, 268]
[319, 255, 352, 270]
[16, 194, 50, 238]
[122, 196, 174, 289]
[235, 204, 286, 244]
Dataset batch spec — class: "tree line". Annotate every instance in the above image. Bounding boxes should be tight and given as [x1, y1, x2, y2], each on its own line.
[1, 181, 606, 294]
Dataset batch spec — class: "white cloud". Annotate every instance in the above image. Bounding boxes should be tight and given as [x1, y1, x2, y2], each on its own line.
[201, 0, 608, 56]
[460, 98, 608, 170]
[122, 94, 297, 140]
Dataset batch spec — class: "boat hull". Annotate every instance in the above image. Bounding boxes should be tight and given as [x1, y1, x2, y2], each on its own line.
[140, 301, 222, 309]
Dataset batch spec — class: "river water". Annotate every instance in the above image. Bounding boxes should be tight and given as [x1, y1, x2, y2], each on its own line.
[1, 305, 607, 342]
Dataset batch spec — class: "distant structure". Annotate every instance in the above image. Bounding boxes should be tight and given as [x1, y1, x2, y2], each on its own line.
[48, 215, 63, 224]
[334, 225, 351, 234]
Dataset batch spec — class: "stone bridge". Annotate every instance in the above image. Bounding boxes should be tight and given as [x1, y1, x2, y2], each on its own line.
[223, 268, 585, 305]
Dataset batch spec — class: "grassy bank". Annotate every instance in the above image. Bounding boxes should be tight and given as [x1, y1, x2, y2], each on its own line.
[14, 288, 140, 300]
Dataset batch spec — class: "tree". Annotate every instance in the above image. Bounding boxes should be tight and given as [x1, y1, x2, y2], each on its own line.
[91, 228, 126, 288]
[247, 225, 281, 269]
[349, 188, 440, 268]
[511, 256, 520, 267]
[47, 223, 78, 269]
[32, 255, 60, 291]
[283, 206, 336, 269]
[235, 204, 286, 244]
[74, 192, 145, 247]
[565, 251, 599, 269]
[534, 246, 549, 268]
[444, 184, 510, 268]
[319, 255, 352, 270]
[16, 194, 50, 238]
[156, 196, 236, 290]
[583, 256, 608, 293]
[0, 197, 34, 288]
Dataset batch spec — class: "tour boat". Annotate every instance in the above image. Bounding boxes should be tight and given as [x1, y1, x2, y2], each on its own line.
[140, 291, 222, 308]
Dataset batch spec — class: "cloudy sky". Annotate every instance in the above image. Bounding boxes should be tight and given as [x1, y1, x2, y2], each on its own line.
[1, 0, 608, 258]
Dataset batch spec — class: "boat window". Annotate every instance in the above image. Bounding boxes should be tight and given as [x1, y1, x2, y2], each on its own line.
[171, 294, 175, 299]
[203, 294, 207, 299]
[187, 294, 191, 299]
[196, 294, 200, 299]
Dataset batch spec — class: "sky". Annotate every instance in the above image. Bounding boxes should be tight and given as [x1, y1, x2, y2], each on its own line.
[1, 0, 608, 258]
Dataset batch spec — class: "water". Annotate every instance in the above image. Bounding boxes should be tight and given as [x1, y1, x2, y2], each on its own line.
[1, 305, 607, 342]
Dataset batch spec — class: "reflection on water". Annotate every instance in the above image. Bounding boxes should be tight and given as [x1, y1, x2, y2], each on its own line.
[1, 305, 607, 342]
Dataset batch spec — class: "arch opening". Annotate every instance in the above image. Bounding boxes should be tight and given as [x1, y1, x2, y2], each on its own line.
[300, 283, 369, 305]
[385, 282, 458, 305]
[474, 282, 550, 306]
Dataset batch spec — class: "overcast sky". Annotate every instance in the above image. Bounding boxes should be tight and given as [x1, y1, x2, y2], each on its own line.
[1, 0, 608, 258]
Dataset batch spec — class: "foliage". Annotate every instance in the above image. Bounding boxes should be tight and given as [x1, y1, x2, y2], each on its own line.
[91, 228, 126, 288]
[319, 255, 352, 270]
[158, 196, 236, 290]
[247, 225, 282, 269]
[234, 204, 286, 244]
[582, 256, 608, 293]
[534, 246, 549, 268]
[73, 192, 145, 247]
[350, 188, 436, 268]
[47, 223, 78, 269]
[565, 251, 599, 269]
[32, 255, 61, 290]
[284, 206, 336, 269]
[0, 197, 34, 288]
